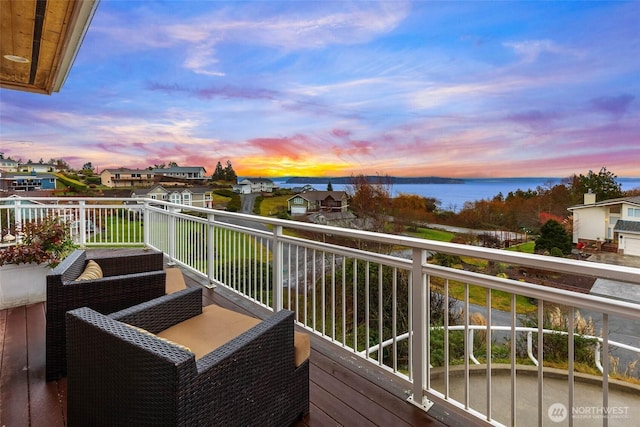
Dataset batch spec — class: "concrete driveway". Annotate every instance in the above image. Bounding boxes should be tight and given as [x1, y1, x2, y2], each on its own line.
[586, 252, 640, 268]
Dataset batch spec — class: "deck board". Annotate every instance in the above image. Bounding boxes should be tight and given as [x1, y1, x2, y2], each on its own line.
[1, 306, 30, 426]
[0, 257, 450, 426]
[27, 303, 65, 427]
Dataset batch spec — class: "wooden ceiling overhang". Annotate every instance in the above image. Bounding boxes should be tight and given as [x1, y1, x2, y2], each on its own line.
[0, 0, 99, 95]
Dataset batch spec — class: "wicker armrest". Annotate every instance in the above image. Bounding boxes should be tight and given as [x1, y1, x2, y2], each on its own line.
[54, 270, 167, 315]
[88, 250, 164, 276]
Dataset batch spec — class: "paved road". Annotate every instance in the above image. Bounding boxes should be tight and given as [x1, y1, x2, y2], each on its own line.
[240, 193, 258, 214]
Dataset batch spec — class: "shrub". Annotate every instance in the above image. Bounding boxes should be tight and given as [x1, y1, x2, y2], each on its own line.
[0, 217, 77, 267]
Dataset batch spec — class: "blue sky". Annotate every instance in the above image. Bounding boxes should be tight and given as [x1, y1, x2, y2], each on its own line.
[1, 0, 638, 178]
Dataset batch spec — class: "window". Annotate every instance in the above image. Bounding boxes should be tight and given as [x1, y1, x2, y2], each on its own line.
[294, 197, 304, 205]
[628, 208, 640, 218]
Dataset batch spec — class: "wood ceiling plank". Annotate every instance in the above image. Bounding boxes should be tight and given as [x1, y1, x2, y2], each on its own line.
[36, 0, 76, 91]
[0, 0, 35, 85]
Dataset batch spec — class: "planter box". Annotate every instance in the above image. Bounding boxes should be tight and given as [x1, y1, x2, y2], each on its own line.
[0, 263, 50, 309]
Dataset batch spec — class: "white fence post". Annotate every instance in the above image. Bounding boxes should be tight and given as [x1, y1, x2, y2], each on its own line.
[143, 201, 151, 247]
[409, 248, 433, 410]
[272, 225, 284, 311]
[168, 206, 176, 262]
[207, 212, 216, 288]
[78, 200, 87, 247]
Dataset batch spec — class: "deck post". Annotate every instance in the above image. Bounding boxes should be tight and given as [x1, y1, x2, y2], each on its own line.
[168, 206, 176, 262]
[272, 225, 284, 311]
[206, 212, 216, 287]
[78, 200, 87, 246]
[408, 248, 433, 410]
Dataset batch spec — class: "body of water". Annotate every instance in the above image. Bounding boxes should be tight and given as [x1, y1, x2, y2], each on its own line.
[273, 177, 640, 212]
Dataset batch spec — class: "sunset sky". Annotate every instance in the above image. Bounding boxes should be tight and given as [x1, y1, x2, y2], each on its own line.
[1, 0, 638, 178]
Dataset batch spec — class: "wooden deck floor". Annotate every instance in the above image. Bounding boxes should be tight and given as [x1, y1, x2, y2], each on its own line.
[0, 256, 457, 426]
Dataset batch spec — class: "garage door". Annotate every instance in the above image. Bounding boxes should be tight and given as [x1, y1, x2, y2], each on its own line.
[291, 206, 306, 215]
[625, 237, 640, 256]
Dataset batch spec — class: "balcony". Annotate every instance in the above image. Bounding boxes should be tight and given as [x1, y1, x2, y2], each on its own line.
[1, 196, 640, 426]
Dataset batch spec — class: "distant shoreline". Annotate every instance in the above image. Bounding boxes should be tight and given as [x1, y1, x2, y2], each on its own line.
[285, 176, 464, 185]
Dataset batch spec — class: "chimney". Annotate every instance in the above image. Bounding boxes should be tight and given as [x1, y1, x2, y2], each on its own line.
[584, 189, 596, 205]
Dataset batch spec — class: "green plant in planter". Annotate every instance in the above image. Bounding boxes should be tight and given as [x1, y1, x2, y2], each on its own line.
[0, 217, 77, 267]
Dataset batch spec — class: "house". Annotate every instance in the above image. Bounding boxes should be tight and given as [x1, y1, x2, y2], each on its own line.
[131, 185, 168, 201]
[287, 191, 348, 215]
[152, 166, 207, 181]
[233, 178, 276, 194]
[0, 156, 18, 172]
[568, 193, 640, 256]
[131, 185, 214, 208]
[100, 169, 155, 188]
[0, 172, 57, 192]
[18, 162, 56, 173]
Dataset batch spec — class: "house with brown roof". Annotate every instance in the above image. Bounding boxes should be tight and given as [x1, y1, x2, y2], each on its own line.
[100, 169, 155, 188]
[287, 191, 348, 215]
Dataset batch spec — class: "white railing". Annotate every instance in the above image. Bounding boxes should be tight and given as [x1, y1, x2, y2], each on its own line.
[2, 196, 640, 426]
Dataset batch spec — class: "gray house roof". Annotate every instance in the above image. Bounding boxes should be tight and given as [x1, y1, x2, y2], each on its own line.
[568, 195, 640, 211]
[153, 166, 206, 174]
[614, 220, 640, 234]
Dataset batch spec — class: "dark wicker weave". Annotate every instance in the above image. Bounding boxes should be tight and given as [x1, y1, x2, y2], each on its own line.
[46, 249, 166, 381]
[66, 287, 310, 427]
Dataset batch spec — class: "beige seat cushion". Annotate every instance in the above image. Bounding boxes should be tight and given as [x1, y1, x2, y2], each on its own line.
[76, 260, 103, 281]
[293, 331, 311, 367]
[165, 268, 187, 294]
[158, 305, 310, 366]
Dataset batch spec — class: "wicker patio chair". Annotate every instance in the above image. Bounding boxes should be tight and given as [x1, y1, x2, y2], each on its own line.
[46, 249, 166, 381]
[65, 287, 310, 427]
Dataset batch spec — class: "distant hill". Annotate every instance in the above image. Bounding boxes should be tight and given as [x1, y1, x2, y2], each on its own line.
[286, 176, 464, 185]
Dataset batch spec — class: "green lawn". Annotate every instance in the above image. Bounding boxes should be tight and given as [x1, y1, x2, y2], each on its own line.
[259, 195, 290, 216]
[405, 226, 454, 242]
[506, 241, 535, 253]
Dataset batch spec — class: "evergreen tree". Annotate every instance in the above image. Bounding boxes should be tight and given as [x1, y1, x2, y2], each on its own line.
[535, 220, 572, 255]
[327, 181, 333, 191]
[213, 161, 224, 180]
[224, 160, 237, 182]
[568, 167, 623, 204]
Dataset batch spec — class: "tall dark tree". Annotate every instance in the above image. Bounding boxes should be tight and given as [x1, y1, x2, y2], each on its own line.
[568, 167, 623, 204]
[224, 160, 237, 182]
[327, 181, 333, 191]
[535, 219, 572, 255]
[213, 161, 224, 180]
